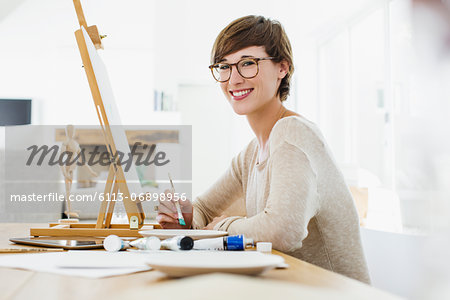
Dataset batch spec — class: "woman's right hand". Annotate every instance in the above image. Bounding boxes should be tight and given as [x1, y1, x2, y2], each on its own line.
[156, 189, 193, 229]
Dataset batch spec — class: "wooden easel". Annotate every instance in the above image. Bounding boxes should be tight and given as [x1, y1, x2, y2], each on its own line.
[30, 0, 158, 237]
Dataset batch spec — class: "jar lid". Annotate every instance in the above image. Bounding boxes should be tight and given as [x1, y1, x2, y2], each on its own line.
[256, 242, 272, 253]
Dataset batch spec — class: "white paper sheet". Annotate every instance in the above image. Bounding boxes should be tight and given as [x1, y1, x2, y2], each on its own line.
[0, 251, 151, 278]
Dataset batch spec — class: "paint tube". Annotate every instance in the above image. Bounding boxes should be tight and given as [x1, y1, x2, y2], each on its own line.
[193, 235, 254, 251]
[160, 236, 194, 251]
[104, 235, 130, 252]
[129, 237, 161, 250]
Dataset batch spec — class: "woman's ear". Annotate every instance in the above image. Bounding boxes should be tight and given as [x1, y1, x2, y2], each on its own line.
[278, 60, 289, 79]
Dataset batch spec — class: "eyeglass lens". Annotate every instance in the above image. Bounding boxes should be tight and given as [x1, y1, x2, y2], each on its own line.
[212, 59, 258, 82]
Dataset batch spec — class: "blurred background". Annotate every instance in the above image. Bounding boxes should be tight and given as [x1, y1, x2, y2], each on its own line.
[0, 0, 450, 298]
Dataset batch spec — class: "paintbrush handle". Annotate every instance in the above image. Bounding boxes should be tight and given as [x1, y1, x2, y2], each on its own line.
[168, 173, 186, 226]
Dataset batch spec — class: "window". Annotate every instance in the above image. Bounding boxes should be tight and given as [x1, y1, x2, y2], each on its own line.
[316, 0, 441, 233]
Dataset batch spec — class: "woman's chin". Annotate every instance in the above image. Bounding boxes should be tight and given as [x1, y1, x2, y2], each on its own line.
[233, 109, 248, 116]
[231, 106, 250, 116]
[229, 101, 251, 116]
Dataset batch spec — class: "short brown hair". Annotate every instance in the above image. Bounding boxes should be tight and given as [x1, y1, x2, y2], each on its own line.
[211, 15, 294, 102]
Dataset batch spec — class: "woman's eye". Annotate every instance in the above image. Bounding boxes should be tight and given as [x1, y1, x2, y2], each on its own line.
[241, 60, 256, 67]
[218, 64, 230, 70]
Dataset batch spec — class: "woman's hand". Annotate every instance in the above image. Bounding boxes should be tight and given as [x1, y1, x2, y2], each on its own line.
[157, 189, 193, 229]
[203, 215, 228, 230]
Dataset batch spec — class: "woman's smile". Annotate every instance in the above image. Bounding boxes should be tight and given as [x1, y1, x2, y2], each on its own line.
[229, 88, 254, 100]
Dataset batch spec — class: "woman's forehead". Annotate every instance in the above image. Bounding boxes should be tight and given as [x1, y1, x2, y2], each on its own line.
[221, 46, 267, 62]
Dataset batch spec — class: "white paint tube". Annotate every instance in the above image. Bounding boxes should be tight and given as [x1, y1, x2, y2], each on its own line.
[161, 236, 194, 251]
[103, 235, 130, 252]
[129, 237, 161, 250]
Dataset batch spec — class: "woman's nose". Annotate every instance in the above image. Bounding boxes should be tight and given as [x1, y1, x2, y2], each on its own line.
[228, 65, 244, 85]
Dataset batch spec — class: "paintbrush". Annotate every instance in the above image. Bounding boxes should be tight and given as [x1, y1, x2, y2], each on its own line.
[168, 173, 186, 226]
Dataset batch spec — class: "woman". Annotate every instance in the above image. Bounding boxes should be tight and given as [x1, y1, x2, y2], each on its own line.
[157, 15, 370, 283]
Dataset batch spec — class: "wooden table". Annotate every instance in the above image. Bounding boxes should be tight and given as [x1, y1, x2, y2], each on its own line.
[0, 223, 400, 300]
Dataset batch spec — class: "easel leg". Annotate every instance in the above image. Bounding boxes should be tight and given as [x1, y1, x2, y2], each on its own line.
[96, 164, 115, 229]
[104, 181, 118, 228]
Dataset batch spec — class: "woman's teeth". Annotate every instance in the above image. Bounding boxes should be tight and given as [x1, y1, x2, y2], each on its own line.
[233, 89, 252, 97]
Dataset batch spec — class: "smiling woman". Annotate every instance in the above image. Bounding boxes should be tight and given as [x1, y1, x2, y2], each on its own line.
[157, 15, 370, 284]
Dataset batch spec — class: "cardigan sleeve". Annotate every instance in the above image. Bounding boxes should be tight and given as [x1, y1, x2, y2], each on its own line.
[213, 141, 319, 253]
[191, 145, 248, 229]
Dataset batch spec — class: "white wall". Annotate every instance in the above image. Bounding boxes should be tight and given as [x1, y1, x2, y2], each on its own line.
[0, 0, 377, 122]
[0, 0, 155, 125]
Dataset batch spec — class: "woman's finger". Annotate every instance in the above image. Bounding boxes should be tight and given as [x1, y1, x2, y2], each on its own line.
[159, 191, 177, 208]
[159, 200, 177, 213]
[156, 212, 178, 224]
[159, 221, 184, 229]
[158, 205, 177, 216]
[157, 212, 186, 229]
[178, 198, 192, 209]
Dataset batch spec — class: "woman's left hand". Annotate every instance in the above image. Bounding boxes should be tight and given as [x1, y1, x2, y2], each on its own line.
[204, 215, 228, 230]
